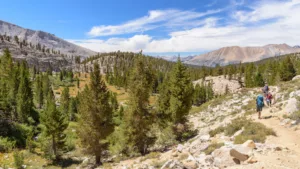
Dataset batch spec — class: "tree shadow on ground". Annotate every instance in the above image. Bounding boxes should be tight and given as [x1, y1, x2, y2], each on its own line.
[263, 115, 273, 119]
[49, 157, 82, 168]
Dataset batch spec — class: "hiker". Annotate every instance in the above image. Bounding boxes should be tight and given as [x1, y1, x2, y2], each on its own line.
[266, 92, 273, 107]
[262, 82, 269, 96]
[256, 94, 264, 119]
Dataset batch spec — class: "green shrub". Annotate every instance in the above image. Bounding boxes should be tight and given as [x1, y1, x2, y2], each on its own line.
[0, 137, 16, 152]
[151, 160, 167, 168]
[289, 111, 300, 121]
[209, 126, 225, 137]
[12, 123, 32, 147]
[150, 124, 177, 151]
[64, 122, 78, 152]
[234, 122, 276, 144]
[224, 118, 250, 136]
[13, 151, 24, 169]
[204, 142, 224, 155]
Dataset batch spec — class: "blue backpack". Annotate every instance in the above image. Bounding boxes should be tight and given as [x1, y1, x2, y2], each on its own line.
[257, 95, 264, 107]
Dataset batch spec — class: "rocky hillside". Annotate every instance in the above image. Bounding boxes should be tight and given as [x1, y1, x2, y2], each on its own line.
[96, 77, 300, 169]
[193, 75, 243, 95]
[0, 37, 71, 71]
[0, 20, 95, 58]
[184, 44, 300, 67]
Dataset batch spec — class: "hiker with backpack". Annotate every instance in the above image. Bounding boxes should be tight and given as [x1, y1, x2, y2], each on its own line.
[256, 94, 264, 119]
[266, 92, 273, 107]
[262, 82, 269, 96]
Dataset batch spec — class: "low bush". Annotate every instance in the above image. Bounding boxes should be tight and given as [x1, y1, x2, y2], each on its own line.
[234, 121, 276, 144]
[224, 118, 250, 136]
[64, 122, 78, 152]
[209, 117, 275, 144]
[289, 111, 300, 121]
[204, 142, 224, 155]
[13, 150, 24, 169]
[0, 137, 16, 152]
[209, 126, 225, 137]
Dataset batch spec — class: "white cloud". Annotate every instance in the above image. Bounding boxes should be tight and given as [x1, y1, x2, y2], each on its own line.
[69, 35, 152, 52]
[87, 9, 222, 37]
[71, 0, 300, 54]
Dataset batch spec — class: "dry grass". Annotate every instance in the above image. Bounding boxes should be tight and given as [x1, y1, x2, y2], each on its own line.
[53, 73, 157, 105]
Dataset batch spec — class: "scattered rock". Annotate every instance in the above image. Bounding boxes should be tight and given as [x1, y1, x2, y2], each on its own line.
[280, 118, 291, 126]
[172, 151, 179, 157]
[177, 144, 184, 153]
[231, 129, 244, 140]
[275, 147, 282, 151]
[242, 140, 256, 149]
[161, 160, 184, 169]
[291, 120, 298, 125]
[285, 98, 298, 114]
[212, 146, 238, 168]
[292, 75, 300, 81]
[182, 160, 198, 169]
[230, 149, 249, 162]
[246, 156, 258, 164]
[200, 135, 211, 142]
[189, 142, 210, 155]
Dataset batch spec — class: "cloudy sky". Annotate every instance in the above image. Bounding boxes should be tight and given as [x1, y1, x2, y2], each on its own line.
[1, 0, 300, 56]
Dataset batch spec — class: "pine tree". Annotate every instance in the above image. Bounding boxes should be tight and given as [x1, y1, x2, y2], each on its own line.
[60, 87, 70, 120]
[254, 72, 264, 87]
[225, 84, 229, 95]
[206, 82, 214, 101]
[40, 90, 68, 160]
[78, 63, 114, 165]
[34, 74, 43, 109]
[16, 62, 33, 123]
[157, 76, 172, 124]
[123, 54, 154, 155]
[279, 56, 296, 81]
[42, 74, 50, 102]
[168, 58, 193, 124]
[245, 63, 255, 87]
[68, 98, 77, 121]
[193, 84, 207, 106]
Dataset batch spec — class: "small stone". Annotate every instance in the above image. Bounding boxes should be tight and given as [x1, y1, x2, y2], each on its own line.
[275, 147, 282, 151]
[200, 135, 211, 142]
[242, 140, 256, 149]
[177, 144, 184, 152]
[182, 160, 198, 169]
[172, 152, 179, 157]
[230, 149, 249, 162]
[246, 156, 258, 164]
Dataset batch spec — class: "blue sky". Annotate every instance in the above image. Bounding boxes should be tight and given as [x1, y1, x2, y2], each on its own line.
[1, 0, 300, 56]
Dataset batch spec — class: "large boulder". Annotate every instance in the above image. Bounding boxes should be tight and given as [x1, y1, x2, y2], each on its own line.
[193, 76, 242, 95]
[285, 98, 298, 114]
[200, 135, 211, 142]
[292, 75, 300, 81]
[229, 149, 249, 162]
[161, 160, 185, 169]
[212, 146, 239, 168]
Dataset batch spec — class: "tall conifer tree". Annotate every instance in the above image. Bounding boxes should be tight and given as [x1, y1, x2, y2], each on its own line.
[78, 63, 114, 165]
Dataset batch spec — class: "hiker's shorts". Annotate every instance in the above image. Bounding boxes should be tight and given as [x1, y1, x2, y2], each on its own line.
[256, 105, 263, 112]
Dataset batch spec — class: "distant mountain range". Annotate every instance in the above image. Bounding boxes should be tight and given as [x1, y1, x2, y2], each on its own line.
[182, 44, 300, 67]
[0, 20, 95, 57]
[1, 20, 300, 69]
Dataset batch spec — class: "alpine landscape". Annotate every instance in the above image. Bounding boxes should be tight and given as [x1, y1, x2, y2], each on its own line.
[1, 0, 300, 169]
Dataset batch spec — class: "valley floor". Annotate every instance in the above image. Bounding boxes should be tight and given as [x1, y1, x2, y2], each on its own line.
[2, 79, 300, 169]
